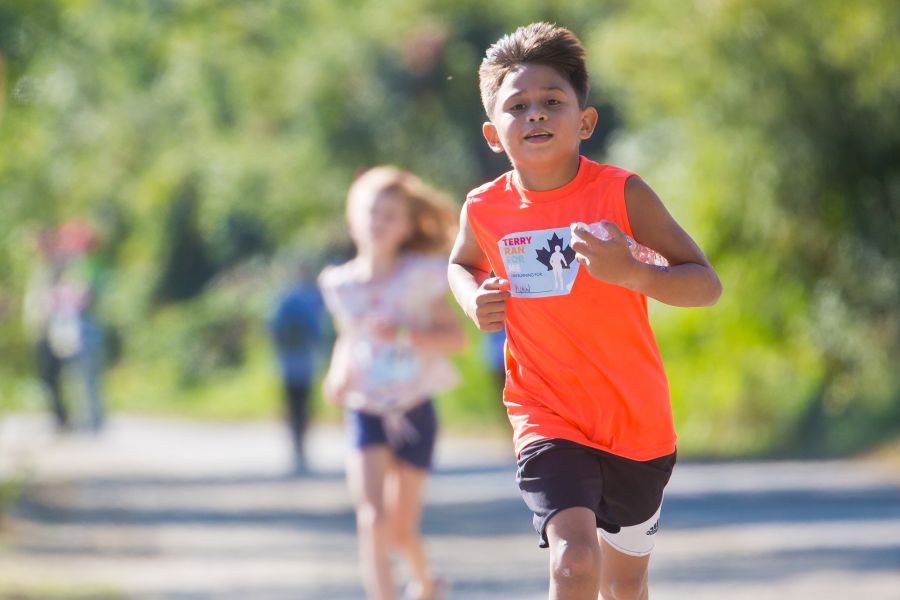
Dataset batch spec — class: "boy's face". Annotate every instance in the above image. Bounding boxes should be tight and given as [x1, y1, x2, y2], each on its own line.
[483, 63, 597, 175]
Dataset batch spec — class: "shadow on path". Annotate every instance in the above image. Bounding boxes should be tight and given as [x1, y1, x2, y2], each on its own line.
[664, 485, 900, 529]
[653, 545, 900, 584]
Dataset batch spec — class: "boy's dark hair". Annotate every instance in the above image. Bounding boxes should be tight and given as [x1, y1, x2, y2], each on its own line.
[479, 22, 589, 116]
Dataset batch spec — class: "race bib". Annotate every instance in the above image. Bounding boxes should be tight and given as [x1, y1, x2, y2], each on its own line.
[498, 226, 580, 298]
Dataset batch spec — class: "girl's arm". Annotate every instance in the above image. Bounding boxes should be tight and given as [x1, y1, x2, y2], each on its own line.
[322, 334, 352, 405]
[570, 177, 722, 307]
[369, 293, 465, 352]
[448, 202, 511, 332]
[408, 295, 466, 353]
[318, 267, 353, 405]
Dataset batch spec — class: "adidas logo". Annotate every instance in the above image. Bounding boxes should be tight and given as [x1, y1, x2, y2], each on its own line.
[645, 521, 659, 536]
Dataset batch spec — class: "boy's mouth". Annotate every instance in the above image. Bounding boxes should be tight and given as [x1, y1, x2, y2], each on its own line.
[524, 129, 553, 142]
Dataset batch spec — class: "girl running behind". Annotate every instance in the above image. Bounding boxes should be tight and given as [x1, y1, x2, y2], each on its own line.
[319, 166, 464, 600]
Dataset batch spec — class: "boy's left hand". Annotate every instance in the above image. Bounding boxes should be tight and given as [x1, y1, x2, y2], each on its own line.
[570, 221, 640, 288]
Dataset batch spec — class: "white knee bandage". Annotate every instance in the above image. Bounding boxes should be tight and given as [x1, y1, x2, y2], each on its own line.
[600, 502, 662, 557]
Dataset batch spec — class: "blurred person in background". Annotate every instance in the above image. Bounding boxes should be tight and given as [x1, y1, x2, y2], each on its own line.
[49, 219, 108, 433]
[268, 260, 324, 474]
[482, 329, 507, 395]
[318, 166, 464, 600]
[22, 227, 69, 432]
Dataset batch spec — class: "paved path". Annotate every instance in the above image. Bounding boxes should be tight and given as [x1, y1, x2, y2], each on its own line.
[1, 415, 899, 599]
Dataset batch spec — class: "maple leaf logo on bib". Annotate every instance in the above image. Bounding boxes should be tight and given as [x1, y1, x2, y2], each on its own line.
[535, 232, 577, 271]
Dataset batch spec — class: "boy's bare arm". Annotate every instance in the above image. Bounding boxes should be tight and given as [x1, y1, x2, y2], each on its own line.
[448, 203, 510, 332]
[571, 177, 723, 307]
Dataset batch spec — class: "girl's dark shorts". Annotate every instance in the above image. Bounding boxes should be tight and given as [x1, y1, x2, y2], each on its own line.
[346, 399, 437, 470]
[516, 438, 676, 548]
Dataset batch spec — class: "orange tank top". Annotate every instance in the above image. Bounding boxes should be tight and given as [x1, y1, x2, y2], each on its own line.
[466, 156, 675, 461]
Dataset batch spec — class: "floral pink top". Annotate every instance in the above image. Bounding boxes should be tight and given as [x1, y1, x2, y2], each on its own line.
[318, 253, 458, 415]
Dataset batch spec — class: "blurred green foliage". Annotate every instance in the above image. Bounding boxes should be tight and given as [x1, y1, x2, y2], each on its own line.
[1, 0, 897, 456]
[592, 0, 900, 455]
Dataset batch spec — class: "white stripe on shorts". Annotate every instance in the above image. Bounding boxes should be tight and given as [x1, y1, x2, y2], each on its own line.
[599, 500, 663, 557]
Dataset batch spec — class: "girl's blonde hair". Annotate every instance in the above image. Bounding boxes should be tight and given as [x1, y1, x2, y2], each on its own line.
[347, 166, 458, 254]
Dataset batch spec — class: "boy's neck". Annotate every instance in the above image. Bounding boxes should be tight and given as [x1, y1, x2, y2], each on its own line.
[512, 154, 581, 192]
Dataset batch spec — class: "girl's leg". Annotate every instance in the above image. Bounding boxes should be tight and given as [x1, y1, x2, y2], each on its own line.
[385, 461, 438, 598]
[347, 445, 396, 600]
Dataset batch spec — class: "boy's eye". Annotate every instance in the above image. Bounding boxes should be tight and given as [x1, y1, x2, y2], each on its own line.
[546, 98, 561, 106]
[509, 103, 525, 111]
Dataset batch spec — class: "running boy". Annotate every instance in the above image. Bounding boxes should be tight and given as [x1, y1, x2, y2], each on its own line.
[448, 23, 722, 600]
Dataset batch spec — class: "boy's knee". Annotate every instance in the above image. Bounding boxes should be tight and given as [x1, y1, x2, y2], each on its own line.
[551, 539, 600, 584]
[600, 571, 647, 600]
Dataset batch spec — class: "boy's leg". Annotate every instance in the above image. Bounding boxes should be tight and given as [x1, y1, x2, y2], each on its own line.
[598, 536, 649, 600]
[545, 507, 602, 600]
[516, 439, 606, 599]
[517, 440, 672, 599]
[596, 501, 662, 600]
[346, 446, 396, 600]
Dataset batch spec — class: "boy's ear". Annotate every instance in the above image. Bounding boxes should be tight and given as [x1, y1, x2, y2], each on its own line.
[579, 107, 599, 140]
[482, 122, 505, 154]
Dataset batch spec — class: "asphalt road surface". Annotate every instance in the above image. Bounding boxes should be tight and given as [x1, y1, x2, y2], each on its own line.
[1, 415, 899, 599]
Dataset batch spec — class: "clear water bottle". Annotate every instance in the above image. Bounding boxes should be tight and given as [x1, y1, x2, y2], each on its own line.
[572, 222, 669, 267]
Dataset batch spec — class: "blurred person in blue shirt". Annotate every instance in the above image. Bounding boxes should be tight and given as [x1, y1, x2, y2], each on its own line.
[269, 266, 324, 474]
[483, 328, 507, 394]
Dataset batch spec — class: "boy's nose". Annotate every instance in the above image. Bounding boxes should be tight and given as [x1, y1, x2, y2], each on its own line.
[527, 110, 547, 122]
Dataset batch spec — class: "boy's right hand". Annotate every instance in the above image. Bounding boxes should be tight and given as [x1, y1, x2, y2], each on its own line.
[467, 277, 510, 332]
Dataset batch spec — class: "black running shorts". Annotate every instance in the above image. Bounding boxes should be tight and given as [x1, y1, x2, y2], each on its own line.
[516, 438, 676, 548]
